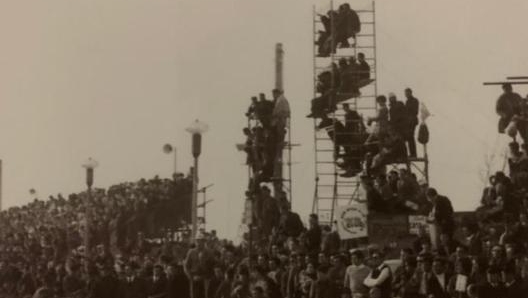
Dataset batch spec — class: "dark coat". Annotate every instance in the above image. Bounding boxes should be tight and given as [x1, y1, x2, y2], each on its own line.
[432, 195, 455, 236]
[118, 276, 148, 298]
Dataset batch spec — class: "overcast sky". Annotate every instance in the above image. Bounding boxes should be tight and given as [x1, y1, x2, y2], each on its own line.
[1, 0, 527, 240]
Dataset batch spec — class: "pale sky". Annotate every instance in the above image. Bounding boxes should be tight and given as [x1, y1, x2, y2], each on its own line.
[1, 0, 527, 240]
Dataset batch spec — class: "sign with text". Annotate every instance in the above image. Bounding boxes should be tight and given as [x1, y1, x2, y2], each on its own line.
[408, 215, 429, 235]
[336, 204, 368, 240]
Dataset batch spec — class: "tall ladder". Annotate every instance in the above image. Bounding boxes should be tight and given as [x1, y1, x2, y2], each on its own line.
[311, 1, 378, 226]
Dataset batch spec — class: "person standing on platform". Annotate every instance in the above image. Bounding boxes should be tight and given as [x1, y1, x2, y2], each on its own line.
[404, 88, 420, 157]
[426, 188, 455, 251]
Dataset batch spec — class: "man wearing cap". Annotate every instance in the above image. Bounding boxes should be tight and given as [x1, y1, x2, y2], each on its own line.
[344, 249, 370, 297]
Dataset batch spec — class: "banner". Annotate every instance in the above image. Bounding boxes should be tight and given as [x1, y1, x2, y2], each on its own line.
[336, 204, 368, 240]
[408, 215, 429, 235]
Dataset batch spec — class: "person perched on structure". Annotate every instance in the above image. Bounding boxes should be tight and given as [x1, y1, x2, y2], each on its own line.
[496, 83, 527, 143]
[404, 88, 420, 157]
[315, 4, 361, 57]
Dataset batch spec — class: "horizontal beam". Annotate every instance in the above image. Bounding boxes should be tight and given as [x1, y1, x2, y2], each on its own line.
[483, 81, 528, 86]
[507, 76, 528, 80]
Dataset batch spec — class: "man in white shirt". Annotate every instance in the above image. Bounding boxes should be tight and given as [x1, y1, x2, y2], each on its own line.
[271, 89, 290, 143]
[344, 249, 370, 297]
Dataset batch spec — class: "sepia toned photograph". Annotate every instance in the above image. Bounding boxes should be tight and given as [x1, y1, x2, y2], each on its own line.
[0, 0, 527, 297]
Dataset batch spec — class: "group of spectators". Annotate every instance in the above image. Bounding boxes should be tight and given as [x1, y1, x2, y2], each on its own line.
[185, 182, 528, 298]
[309, 53, 372, 119]
[316, 88, 425, 178]
[316, 3, 361, 57]
[0, 173, 195, 298]
[243, 89, 291, 184]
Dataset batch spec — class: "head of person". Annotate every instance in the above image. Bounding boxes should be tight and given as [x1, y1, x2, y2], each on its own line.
[342, 103, 350, 111]
[259, 93, 266, 101]
[405, 88, 413, 98]
[309, 214, 319, 228]
[251, 96, 257, 103]
[368, 247, 385, 268]
[338, 58, 348, 69]
[376, 95, 387, 106]
[350, 249, 365, 266]
[432, 257, 446, 275]
[490, 245, 504, 260]
[213, 266, 223, 280]
[272, 89, 282, 100]
[400, 248, 414, 262]
[318, 253, 329, 266]
[257, 254, 268, 267]
[502, 83, 513, 93]
[417, 253, 433, 272]
[425, 187, 438, 202]
[357, 52, 365, 62]
[455, 257, 472, 275]
[388, 92, 397, 103]
[269, 257, 280, 271]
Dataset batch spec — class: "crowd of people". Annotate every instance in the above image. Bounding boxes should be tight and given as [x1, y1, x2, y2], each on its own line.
[309, 53, 372, 119]
[315, 88, 426, 178]
[315, 3, 361, 57]
[243, 89, 290, 185]
[0, 173, 195, 298]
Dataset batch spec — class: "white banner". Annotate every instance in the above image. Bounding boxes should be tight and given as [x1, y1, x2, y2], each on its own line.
[408, 215, 429, 235]
[336, 204, 368, 240]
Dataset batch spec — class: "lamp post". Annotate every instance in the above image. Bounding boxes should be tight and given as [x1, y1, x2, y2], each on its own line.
[185, 120, 209, 241]
[163, 144, 178, 175]
[82, 157, 98, 258]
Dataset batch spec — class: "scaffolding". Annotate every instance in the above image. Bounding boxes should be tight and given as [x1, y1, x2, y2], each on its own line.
[311, 1, 429, 227]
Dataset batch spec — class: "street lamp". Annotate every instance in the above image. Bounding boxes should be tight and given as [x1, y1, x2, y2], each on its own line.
[81, 157, 98, 257]
[185, 119, 209, 241]
[163, 144, 178, 175]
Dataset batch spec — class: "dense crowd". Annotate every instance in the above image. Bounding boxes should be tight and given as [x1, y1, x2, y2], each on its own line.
[0, 173, 194, 298]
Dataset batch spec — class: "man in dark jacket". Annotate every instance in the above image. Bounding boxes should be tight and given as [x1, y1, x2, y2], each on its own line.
[426, 188, 454, 250]
[404, 88, 420, 157]
[303, 214, 322, 256]
[388, 93, 409, 139]
[278, 203, 304, 238]
[496, 83, 523, 134]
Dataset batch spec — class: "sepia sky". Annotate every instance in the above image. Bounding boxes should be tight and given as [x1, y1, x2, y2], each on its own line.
[0, 0, 527, 240]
